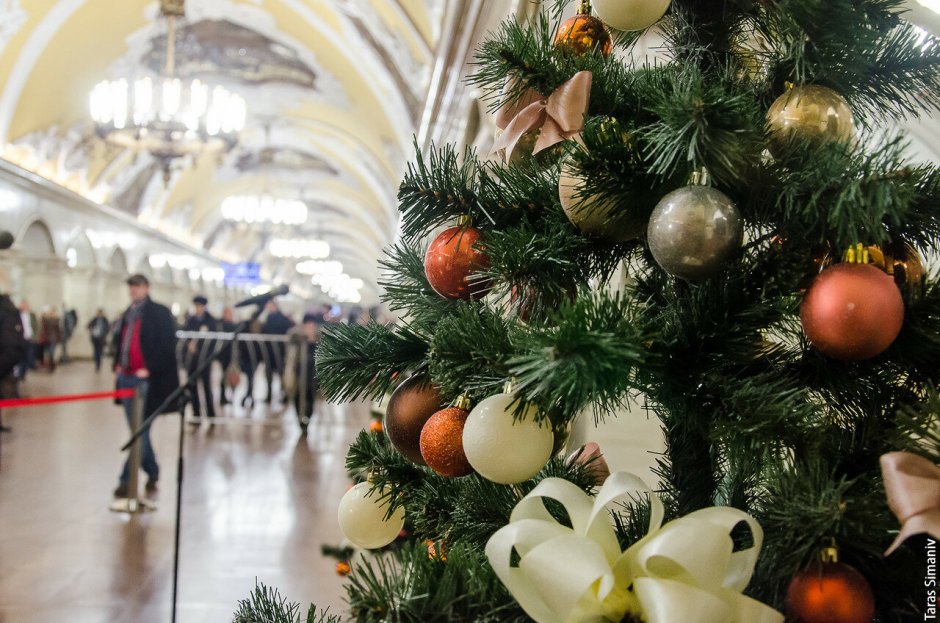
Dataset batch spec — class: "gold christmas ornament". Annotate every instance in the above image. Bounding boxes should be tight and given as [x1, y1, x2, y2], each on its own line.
[593, 0, 671, 31]
[554, 1, 613, 57]
[766, 84, 855, 156]
[558, 155, 644, 242]
[866, 241, 926, 302]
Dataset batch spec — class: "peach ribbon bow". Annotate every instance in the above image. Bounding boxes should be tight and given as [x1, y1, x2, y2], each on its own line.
[492, 71, 592, 161]
[881, 451, 940, 555]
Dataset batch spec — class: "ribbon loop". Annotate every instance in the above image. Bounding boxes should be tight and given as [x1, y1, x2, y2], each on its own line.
[486, 472, 783, 623]
[491, 71, 593, 162]
[881, 451, 940, 555]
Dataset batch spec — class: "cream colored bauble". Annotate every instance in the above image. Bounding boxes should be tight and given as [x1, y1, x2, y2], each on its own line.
[337, 482, 405, 549]
[462, 393, 554, 484]
[559, 157, 643, 242]
[594, 0, 671, 31]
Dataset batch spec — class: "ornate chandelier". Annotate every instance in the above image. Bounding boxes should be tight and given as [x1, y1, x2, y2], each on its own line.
[89, 0, 246, 171]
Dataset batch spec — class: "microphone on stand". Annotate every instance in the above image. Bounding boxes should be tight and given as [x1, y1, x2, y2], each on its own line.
[234, 284, 289, 308]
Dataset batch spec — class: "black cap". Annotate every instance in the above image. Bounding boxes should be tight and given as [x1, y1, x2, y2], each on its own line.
[303, 312, 324, 324]
[193, 295, 208, 305]
[126, 274, 150, 286]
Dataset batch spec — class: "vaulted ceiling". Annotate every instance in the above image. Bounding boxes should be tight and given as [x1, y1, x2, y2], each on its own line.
[0, 0, 453, 303]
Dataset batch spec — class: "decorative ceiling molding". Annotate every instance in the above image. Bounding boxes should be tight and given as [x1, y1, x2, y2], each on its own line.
[0, 0, 27, 56]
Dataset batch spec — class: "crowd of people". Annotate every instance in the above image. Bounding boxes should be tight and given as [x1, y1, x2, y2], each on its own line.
[0, 273, 389, 497]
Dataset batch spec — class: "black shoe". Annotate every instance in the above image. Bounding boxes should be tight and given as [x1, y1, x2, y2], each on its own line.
[113, 484, 128, 498]
[0, 424, 10, 433]
[145, 478, 158, 495]
[220, 398, 230, 405]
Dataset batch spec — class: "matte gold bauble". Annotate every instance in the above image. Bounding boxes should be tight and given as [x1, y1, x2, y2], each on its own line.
[559, 156, 644, 242]
[867, 241, 926, 303]
[593, 0, 671, 31]
[384, 376, 444, 465]
[767, 85, 855, 156]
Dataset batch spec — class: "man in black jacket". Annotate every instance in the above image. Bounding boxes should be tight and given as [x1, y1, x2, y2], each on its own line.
[182, 295, 216, 420]
[0, 293, 25, 432]
[261, 299, 293, 403]
[111, 274, 180, 498]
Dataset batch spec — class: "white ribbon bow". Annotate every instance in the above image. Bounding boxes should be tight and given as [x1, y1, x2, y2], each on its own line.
[485, 472, 783, 623]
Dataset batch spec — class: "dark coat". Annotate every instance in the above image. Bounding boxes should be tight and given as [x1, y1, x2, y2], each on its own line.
[0, 294, 25, 392]
[111, 298, 181, 415]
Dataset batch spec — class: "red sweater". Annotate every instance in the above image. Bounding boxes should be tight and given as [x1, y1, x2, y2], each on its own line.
[120, 318, 147, 374]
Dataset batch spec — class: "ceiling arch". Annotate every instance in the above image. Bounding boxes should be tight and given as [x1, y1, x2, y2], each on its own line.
[0, 0, 447, 304]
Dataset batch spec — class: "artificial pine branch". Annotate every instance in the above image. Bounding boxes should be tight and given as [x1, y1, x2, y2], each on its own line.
[232, 583, 340, 623]
[316, 322, 429, 403]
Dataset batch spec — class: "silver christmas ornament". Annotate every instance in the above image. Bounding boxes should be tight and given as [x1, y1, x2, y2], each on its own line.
[647, 186, 742, 281]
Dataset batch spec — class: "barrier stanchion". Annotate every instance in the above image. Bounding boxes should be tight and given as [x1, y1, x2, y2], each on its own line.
[110, 386, 156, 514]
[298, 336, 309, 434]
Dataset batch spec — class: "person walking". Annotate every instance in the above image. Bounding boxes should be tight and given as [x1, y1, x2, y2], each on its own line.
[261, 299, 293, 404]
[39, 306, 62, 371]
[15, 300, 37, 381]
[216, 307, 237, 406]
[0, 292, 25, 433]
[239, 318, 262, 409]
[111, 274, 180, 498]
[60, 307, 77, 363]
[182, 295, 217, 420]
[87, 309, 110, 372]
[292, 313, 320, 428]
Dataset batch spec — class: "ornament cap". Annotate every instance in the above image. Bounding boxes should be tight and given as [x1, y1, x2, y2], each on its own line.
[688, 168, 711, 187]
[455, 214, 472, 228]
[453, 395, 472, 411]
[843, 243, 870, 264]
[503, 378, 518, 394]
[577, 0, 592, 14]
[821, 539, 839, 563]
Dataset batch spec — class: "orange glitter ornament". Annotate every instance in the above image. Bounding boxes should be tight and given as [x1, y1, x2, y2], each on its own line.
[419, 399, 474, 478]
[555, 1, 613, 57]
[335, 561, 351, 576]
[369, 420, 383, 434]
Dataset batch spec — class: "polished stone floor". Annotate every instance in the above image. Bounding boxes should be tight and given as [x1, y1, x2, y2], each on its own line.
[0, 361, 366, 623]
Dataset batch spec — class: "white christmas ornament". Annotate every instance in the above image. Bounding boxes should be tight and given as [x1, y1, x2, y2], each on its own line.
[462, 393, 554, 484]
[337, 482, 405, 549]
[593, 0, 671, 31]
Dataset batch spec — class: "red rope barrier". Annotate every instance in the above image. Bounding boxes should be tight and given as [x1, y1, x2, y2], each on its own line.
[0, 389, 135, 409]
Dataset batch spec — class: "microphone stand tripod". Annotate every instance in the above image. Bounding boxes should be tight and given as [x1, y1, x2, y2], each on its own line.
[122, 302, 268, 623]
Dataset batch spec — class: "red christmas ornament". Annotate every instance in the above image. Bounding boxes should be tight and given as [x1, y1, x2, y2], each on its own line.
[511, 283, 577, 323]
[800, 262, 904, 360]
[420, 399, 473, 478]
[424, 223, 491, 300]
[555, 1, 613, 57]
[384, 375, 444, 465]
[786, 551, 875, 623]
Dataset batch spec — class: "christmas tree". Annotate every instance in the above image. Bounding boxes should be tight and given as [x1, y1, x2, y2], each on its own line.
[236, 0, 940, 621]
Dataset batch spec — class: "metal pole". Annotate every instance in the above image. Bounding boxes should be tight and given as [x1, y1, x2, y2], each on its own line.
[171, 398, 184, 623]
[297, 336, 309, 433]
[126, 387, 143, 505]
[110, 385, 156, 514]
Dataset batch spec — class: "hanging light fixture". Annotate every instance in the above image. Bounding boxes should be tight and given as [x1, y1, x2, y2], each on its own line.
[89, 0, 246, 175]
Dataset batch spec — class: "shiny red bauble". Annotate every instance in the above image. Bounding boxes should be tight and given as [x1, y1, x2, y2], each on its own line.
[384, 376, 444, 465]
[419, 406, 473, 478]
[785, 560, 875, 623]
[424, 226, 491, 300]
[800, 263, 904, 360]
